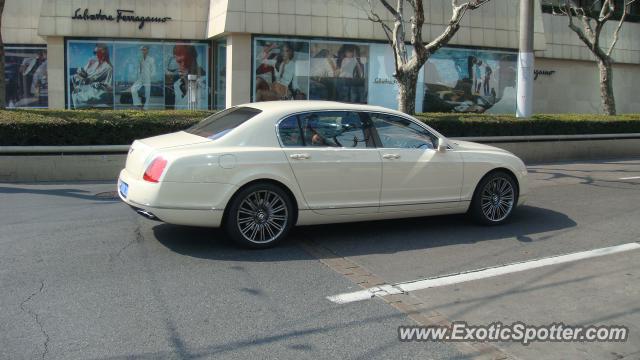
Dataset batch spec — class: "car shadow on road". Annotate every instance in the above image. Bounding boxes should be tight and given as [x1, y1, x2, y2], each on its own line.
[153, 205, 577, 261]
[0, 185, 119, 202]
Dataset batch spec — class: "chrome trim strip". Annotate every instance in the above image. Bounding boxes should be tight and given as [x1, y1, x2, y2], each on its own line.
[310, 200, 467, 210]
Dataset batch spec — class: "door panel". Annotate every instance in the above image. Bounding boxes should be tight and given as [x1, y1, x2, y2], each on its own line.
[370, 113, 464, 212]
[279, 112, 382, 215]
[283, 148, 382, 214]
[379, 149, 463, 210]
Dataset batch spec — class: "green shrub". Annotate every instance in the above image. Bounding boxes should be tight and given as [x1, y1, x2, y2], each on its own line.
[0, 109, 213, 146]
[0, 109, 638, 146]
[416, 113, 640, 137]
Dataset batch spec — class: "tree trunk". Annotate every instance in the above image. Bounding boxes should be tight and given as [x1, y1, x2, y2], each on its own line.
[597, 58, 616, 115]
[396, 70, 419, 115]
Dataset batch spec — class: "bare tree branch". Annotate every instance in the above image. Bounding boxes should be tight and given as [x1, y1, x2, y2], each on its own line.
[368, 0, 400, 72]
[606, 0, 638, 56]
[378, 0, 401, 19]
[424, 0, 490, 54]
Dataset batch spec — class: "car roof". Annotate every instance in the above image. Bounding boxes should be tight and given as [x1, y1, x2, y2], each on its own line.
[237, 100, 412, 118]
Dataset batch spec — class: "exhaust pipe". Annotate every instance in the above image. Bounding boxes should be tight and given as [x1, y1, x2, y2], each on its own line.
[129, 206, 161, 221]
[136, 209, 157, 220]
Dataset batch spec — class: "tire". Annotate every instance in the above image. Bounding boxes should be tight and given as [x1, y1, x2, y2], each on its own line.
[469, 171, 518, 225]
[224, 182, 295, 248]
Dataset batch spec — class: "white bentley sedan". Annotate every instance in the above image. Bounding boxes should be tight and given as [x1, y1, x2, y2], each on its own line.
[118, 101, 528, 248]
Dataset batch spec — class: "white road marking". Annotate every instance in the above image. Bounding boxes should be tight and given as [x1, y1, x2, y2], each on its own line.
[327, 242, 640, 305]
[619, 176, 640, 180]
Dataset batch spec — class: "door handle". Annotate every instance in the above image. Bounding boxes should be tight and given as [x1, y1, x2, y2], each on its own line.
[382, 153, 401, 160]
[290, 153, 310, 160]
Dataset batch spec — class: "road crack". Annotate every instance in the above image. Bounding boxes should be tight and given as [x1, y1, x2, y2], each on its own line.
[19, 280, 49, 360]
[112, 225, 144, 262]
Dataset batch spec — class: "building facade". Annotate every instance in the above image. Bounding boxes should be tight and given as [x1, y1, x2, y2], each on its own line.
[2, 0, 639, 113]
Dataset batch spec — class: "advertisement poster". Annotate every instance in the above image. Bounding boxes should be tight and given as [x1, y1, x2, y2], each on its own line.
[67, 40, 209, 110]
[4, 46, 48, 108]
[309, 42, 368, 103]
[254, 38, 309, 101]
[368, 43, 424, 111]
[68, 42, 114, 109]
[113, 43, 163, 110]
[422, 48, 517, 113]
[164, 43, 209, 110]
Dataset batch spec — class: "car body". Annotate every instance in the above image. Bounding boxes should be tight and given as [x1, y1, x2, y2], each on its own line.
[118, 101, 528, 247]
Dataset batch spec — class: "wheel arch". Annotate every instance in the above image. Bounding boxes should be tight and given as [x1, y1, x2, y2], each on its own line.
[222, 178, 300, 227]
[475, 167, 520, 198]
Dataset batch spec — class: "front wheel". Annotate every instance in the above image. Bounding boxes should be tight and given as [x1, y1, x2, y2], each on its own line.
[469, 171, 518, 225]
[224, 183, 294, 248]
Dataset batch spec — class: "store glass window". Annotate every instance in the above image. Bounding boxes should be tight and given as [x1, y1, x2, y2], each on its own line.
[214, 39, 227, 110]
[251, 36, 517, 114]
[309, 42, 368, 103]
[254, 38, 309, 101]
[422, 48, 517, 114]
[5, 46, 48, 108]
[66, 39, 210, 110]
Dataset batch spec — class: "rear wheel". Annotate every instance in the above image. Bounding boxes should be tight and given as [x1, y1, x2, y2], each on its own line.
[224, 183, 294, 248]
[469, 171, 518, 225]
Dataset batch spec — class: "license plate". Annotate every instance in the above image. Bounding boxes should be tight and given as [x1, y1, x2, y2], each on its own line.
[119, 180, 129, 198]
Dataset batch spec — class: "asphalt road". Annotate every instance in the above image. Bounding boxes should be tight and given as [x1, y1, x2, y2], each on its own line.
[1, 158, 639, 360]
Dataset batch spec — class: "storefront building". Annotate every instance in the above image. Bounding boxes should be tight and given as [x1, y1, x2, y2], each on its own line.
[2, 0, 640, 113]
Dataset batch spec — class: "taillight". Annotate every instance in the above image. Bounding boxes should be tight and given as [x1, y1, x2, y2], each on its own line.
[143, 156, 167, 183]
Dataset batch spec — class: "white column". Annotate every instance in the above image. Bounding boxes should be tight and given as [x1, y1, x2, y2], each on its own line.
[516, 0, 535, 118]
[225, 33, 252, 108]
[47, 37, 66, 109]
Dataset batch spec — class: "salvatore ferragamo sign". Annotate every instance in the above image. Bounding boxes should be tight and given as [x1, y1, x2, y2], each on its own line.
[72, 8, 172, 29]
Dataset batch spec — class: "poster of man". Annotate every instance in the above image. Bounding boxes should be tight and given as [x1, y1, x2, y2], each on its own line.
[254, 39, 309, 101]
[4, 47, 48, 108]
[164, 43, 209, 110]
[68, 42, 114, 109]
[309, 42, 368, 103]
[422, 48, 516, 113]
[113, 43, 163, 109]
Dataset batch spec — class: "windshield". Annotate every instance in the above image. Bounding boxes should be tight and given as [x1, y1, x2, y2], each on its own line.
[185, 107, 262, 140]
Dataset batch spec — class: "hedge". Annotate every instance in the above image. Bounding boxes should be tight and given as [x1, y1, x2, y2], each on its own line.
[0, 109, 639, 146]
[417, 113, 640, 137]
[0, 109, 213, 146]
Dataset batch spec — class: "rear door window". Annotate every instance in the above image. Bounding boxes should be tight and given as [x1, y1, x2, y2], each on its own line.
[278, 115, 304, 146]
[299, 111, 370, 148]
[186, 107, 262, 140]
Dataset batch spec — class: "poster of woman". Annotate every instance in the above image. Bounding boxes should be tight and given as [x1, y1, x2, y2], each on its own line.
[4, 46, 48, 108]
[164, 43, 209, 110]
[254, 39, 308, 101]
[309, 42, 368, 103]
[68, 42, 114, 109]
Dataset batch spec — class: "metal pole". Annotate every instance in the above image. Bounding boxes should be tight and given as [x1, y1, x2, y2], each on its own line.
[187, 74, 198, 110]
[516, 0, 535, 118]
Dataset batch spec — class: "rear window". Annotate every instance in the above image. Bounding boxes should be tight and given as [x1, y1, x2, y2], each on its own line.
[185, 107, 262, 140]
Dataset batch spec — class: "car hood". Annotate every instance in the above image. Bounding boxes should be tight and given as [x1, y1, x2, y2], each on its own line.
[138, 131, 210, 150]
[449, 139, 513, 155]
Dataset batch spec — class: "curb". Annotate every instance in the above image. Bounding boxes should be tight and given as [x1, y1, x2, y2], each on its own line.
[1, 135, 639, 182]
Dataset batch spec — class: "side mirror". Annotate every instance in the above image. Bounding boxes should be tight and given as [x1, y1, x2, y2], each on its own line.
[436, 138, 448, 152]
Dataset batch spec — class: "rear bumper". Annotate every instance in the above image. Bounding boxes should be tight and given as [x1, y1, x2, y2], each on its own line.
[117, 169, 225, 227]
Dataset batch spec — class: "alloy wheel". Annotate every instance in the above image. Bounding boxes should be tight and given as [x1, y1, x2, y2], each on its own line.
[480, 176, 515, 222]
[236, 190, 288, 244]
